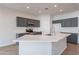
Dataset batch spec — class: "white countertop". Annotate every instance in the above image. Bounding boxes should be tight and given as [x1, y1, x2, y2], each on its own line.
[14, 33, 70, 42]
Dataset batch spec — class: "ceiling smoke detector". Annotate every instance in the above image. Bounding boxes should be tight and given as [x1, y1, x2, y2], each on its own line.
[45, 8, 48, 10]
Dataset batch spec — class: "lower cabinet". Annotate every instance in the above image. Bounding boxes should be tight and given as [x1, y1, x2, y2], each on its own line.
[16, 33, 28, 38]
[16, 32, 42, 38]
[67, 33, 78, 44]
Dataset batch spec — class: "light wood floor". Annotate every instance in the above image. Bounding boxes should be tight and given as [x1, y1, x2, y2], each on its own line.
[0, 43, 79, 55]
[0, 44, 19, 55]
[62, 43, 79, 55]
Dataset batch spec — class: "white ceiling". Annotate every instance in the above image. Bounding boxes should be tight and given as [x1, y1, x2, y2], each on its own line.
[0, 3, 79, 15]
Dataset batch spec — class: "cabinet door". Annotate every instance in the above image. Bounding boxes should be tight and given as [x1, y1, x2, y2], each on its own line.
[53, 21, 58, 24]
[27, 19, 40, 27]
[67, 34, 77, 44]
[71, 17, 78, 27]
[27, 19, 34, 27]
[33, 20, 40, 27]
[53, 20, 62, 24]
[62, 19, 72, 27]
[17, 33, 27, 38]
[61, 17, 78, 27]
[16, 17, 27, 27]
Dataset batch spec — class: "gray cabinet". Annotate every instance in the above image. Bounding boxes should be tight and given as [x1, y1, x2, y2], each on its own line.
[27, 19, 40, 27]
[16, 17, 40, 27]
[62, 19, 72, 27]
[32, 20, 40, 27]
[53, 20, 62, 24]
[71, 17, 78, 27]
[16, 17, 28, 27]
[16, 33, 28, 38]
[52, 17, 78, 27]
[17, 32, 42, 38]
[67, 33, 78, 44]
[62, 17, 78, 27]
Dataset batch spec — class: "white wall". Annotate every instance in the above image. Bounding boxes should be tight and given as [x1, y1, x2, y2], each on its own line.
[38, 14, 51, 34]
[52, 11, 79, 43]
[53, 11, 79, 20]
[0, 7, 40, 47]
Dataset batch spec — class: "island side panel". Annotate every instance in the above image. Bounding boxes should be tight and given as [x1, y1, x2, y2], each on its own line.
[52, 38, 67, 55]
[18, 38, 67, 55]
[19, 42, 53, 55]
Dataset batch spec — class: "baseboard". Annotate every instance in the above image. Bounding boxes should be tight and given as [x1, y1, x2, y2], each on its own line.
[0, 42, 16, 47]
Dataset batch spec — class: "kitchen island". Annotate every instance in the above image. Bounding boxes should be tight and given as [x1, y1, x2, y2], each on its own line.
[14, 33, 70, 55]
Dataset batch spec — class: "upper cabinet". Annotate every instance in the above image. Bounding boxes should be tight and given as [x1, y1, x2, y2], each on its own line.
[53, 20, 62, 24]
[16, 17, 40, 27]
[62, 17, 78, 27]
[27, 19, 40, 27]
[52, 17, 78, 27]
[16, 17, 28, 27]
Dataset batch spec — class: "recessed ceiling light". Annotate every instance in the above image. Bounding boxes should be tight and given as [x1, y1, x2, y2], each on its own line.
[54, 4, 57, 7]
[26, 6, 30, 8]
[59, 9, 63, 12]
[38, 10, 42, 13]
